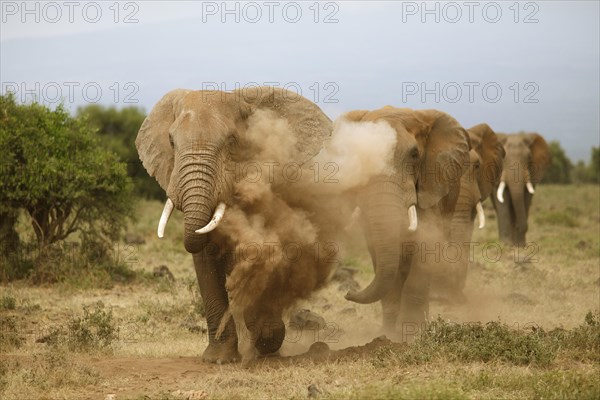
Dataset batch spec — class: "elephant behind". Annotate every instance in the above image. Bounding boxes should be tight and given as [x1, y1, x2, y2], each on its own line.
[338, 106, 471, 336]
[492, 132, 551, 246]
[136, 87, 336, 364]
[431, 123, 505, 302]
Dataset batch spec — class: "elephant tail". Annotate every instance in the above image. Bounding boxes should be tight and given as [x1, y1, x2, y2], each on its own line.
[215, 308, 232, 341]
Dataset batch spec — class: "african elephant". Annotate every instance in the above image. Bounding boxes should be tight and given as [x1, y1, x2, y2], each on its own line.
[341, 106, 471, 335]
[135, 87, 333, 364]
[491, 132, 551, 246]
[432, 123, 505, 301]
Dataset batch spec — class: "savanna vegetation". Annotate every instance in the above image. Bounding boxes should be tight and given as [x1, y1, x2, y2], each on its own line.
[0, 96, 598, 399]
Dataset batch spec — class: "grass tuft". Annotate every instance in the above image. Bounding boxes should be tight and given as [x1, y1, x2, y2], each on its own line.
[43, 302, 119, 353]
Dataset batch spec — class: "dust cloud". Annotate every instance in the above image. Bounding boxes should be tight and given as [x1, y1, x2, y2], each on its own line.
[216, 109, 399, 343]
[313, 116, 398, 191]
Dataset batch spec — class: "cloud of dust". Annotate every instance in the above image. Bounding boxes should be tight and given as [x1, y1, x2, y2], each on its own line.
[313, 117, 398, 191]
[216, 109, 402, 350]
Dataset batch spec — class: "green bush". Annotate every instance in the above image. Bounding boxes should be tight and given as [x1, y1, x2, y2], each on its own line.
[545, 141, 572, 184]
[0, 93, 134, 281]
[44, 302, 118, 353]
[573, 147, 600, 184]
[411, 318, 557, 366]
[0, 294, 16, 311]
[0, 315, 24, 350]
[372, 313, 599, 369]
[77, 105, 164, 200]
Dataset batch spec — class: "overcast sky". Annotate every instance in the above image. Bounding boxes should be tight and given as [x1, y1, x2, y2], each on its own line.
[1, 1, 598, 161]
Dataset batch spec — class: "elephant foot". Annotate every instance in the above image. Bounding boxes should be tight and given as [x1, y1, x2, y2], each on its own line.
[201, 342, 240, 364]
[254, 322, 285, 355]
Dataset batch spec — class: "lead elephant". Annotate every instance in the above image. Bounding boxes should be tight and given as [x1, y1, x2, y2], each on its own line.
[433, 123, 504, 301]
[341, 106, 471, 335]
[491, 132, 551, 246]
[135, 87, 333, 364]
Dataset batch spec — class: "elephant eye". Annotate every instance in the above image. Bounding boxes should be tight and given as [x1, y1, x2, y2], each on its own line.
[409, 147, 419, 159]
[169, 133, 174, 147]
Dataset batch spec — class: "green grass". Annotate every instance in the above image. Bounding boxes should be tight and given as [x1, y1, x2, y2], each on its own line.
[0, 294, 16, 310]
[536, 211, 579, 228]
[369, 312, 599, 368]
[0, 185, 598, 399]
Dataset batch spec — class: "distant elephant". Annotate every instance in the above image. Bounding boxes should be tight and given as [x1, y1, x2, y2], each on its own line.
[341, 107, 471, 334]
[432, 123, 505, 301]
[136, 87, 333, 364]
[491, 132, 551, 246]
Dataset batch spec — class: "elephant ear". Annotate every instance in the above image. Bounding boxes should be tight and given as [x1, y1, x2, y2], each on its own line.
[467, 124, 505, 200]
[415, 111, 471, 209]
[234, 86, 332, 164]
[525, 133, 551, 183]
[135, 89, 191, 192]
[341, 110, 370, 122]
[496, 132, 508, 145]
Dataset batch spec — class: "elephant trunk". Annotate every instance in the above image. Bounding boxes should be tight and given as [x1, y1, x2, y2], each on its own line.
[345, 177, 409, 304]
[449, 184, 477, 292]
[177, 151, 222, 254]
[507, 178, 527, 246]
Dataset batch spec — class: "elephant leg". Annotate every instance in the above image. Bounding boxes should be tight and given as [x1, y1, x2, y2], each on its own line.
[380, 270, 408, 335]
[398, 260, 430, 342]
[521, 191, 533, 244]
[192, 251, 239, 364]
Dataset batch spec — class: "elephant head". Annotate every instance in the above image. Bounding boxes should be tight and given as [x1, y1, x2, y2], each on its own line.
[494, 132, 550, 246]
[136, 87, 332, 254]
[452, 123, 505, 234]
[343, 107, 471, 305]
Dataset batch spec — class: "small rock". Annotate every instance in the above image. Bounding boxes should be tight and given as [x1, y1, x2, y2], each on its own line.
[124, 232, 145, 245]
[340, 307, 356, 315]
[104, 395, 116, 400]
[290, 309, 326, 330]
[180, 321, 207, 334]
[308, 341, 330, 355]
[505, 292, 535, 305]
[338, 279, 360, 292]
[372, 335, 390, 344]
[307, 383, 322, 398]
[171, 390, 208, 400]
[153, 265, 175, 281]
[332, 266, 358, 282]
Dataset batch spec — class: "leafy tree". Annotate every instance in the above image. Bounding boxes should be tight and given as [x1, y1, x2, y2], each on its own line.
[573, 147, 600, 183]
[0, 93, 134, 269]
[77, 105, 164, 200]
[545, 141, 572, 184]
[590, 147, 599, 183]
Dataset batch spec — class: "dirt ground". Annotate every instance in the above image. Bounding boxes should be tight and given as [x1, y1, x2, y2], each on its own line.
[1, 184, 599, 399]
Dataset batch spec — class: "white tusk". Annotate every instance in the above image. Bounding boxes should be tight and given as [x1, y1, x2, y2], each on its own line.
[476, 201, 485, 229]
[526, 182, 535, 194]
[344, 207, 361, 232]
[157, 198, 174, 239]
[496, 181, 506, 203]
[195, 202, 226, 234]
[408, 205, 418, 232]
